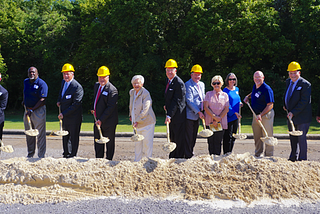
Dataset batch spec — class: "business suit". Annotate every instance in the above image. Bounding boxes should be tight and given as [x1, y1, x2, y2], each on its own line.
[93, 81, 118, 160]
[185, 78, 205, 158]
[284, 77, 312, 161]
[0, 85, 8, 140]
[165, 75, 186, 158]
[57, 79, 83, 158]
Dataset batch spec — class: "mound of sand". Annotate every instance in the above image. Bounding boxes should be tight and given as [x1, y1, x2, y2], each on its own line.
[0, 153, 319, 205]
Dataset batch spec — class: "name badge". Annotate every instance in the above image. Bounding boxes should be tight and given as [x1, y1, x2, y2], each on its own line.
[66, 95, 71, 99]
[236, 91, 239, 94]
[34, 85, 39, 89]
[255, 92, 260, 98]
[102, 91, 108, 96]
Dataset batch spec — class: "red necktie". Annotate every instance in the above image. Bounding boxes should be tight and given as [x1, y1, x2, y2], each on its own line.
[165, 81, 170, 93]
[94, 86, 102, 116]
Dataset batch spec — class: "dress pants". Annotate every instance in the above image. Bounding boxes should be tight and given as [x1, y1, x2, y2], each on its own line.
[252, 109, 274, 157]
[169, 122, 186, 158]
[23, 105, 46, 158]
[94, 124, 116, 160]
[288, 122, 310, 161]
[62, 117, 82, 158]
[134, 123, 155, 162]
[206, 126, 224, 155]
[223, 119, 238, 154]
[0, 121, 4, 140]
[185, 119, 199, 158]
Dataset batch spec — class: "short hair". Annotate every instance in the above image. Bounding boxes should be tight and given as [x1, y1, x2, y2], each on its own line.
[225, 73, 238, 86]
[131, 75, 145, 85]
[211, 75, 224, 87]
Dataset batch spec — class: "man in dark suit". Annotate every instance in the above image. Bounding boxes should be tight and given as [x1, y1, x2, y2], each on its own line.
[57, 63, 84, 158]
[164, 59, 186, 158]
[0, 73, 8, 140]
[283, 61, 312, 161]
[91, 66, 118, 160]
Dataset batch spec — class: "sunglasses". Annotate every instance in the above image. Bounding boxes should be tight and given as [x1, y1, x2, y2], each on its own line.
[228, 78, 236, 81]
[212, 82, 220, 85]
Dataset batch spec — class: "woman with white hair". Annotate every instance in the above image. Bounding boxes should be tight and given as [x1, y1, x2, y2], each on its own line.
[204, 75, 229, 155]
[129, 75, 156, 161]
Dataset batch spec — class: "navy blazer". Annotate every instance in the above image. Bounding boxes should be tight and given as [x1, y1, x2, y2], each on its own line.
[164, 75, 186, 124]
[283, 77, 312, 124]
[92, 82, 118, 128]
[57, 79, 83, 120]
[0, 85, 8, 124]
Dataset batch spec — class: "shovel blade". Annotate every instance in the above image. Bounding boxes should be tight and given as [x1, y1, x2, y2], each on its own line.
[95, 137, 110, 144]
[233, 133, 247, 140]
[54, 130, 69, 136]
[0, 145, 14, 153]
[261, 136, 278, 146]
[162, 142, 176, 153]
[130, 134, 145, 141]
[199, 129, 213, 137]
[288, 130, 303, 136]
[25, 129, 39, 136]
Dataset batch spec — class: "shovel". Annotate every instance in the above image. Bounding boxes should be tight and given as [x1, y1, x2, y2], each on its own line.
[92, 111, 109, 144]
[54, 106, 69, 136]
[162, 121, 176, 153]
[0, 140, 14, 153]
[199, 118, 213, 137]
[246, 102, 278, 146]
[24, 106, 39, 136]
[130, 125, 144, 141]
[285, 109, 303, 136]
[233, 106, 247, 140]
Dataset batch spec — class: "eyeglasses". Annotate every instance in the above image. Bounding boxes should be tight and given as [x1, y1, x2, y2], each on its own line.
[228, 78, 236, 81]
[212, 82, 220, 85]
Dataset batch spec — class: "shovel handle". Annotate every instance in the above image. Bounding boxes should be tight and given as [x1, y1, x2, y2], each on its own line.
[133, 126, 137, 135]
[166, 121, 170, 143]
[285, 109, 296, 132]
[246, 102, 268, 137]
[201, 118, 206, 130]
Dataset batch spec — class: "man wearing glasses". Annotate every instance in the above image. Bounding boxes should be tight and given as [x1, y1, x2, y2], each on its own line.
[244, 71, 275, 157]
[283, 61, 312, 161]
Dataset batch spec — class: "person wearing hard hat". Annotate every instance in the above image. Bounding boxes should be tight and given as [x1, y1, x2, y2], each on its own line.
[57, 63, 84, 158]
[23, 67, 48, 158]
[164, 59, 186, 158]
[283, 61, 312, 161]
[184, 64, 205, 158]
[244, 71, 275, 157]
[91, 66, 118, 160]
[0, 73, 8, 142]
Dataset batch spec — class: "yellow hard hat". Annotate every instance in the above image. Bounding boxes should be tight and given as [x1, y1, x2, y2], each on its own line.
[287, 61, 301, 71]
[61, 63, 75, 72]
[165, 59, 178, 68]
[97, 66, 110, 76]
[191, 64, 203, 73]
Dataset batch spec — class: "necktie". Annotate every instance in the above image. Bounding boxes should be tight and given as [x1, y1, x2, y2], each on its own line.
[94, 86, 102, 116]
[61, 82, 68, 97]
[285, 82, 294, 107]
[165, 81, 170, 93]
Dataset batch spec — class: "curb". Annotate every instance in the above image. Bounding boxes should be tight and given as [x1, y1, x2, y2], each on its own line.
[3, 129, 320, 140]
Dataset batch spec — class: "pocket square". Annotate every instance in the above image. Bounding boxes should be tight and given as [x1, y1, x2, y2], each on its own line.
[297, 86, 302, 90]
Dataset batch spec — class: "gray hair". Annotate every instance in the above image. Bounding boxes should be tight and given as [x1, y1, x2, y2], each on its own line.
[131, 75, 145, 85]
[225, 73, 238, 86]
[211, 75, 224, 87]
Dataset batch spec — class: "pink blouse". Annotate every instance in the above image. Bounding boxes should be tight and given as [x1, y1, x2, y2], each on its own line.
[204, 90, 229, 129]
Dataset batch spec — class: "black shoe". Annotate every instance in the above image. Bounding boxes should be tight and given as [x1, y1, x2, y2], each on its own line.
[288, 158, 296, 162]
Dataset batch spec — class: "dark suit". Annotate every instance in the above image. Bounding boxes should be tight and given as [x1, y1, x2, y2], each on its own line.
[284, 77, 312, 161]
[57, 79, 84, 158]
[0, 85, 8, 140]
[165, 75, 186, 158]
[92, 82, 118, 160]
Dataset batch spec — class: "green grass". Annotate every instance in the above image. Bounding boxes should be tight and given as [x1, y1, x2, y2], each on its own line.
[4, 113, 320, 134]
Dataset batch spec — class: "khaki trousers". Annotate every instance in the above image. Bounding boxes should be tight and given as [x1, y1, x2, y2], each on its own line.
[252, 109, 274, 157]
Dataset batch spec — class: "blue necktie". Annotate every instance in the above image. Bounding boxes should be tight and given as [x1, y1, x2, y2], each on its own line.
[285, 82, 294, 107]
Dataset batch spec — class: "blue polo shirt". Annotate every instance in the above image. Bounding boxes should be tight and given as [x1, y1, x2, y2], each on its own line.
[251, 82, 274, 114]
[223, 86, 241, 122]
[23, 77, 48, 108]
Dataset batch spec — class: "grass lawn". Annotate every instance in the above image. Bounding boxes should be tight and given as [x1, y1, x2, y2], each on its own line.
[4, 113, 320, 134]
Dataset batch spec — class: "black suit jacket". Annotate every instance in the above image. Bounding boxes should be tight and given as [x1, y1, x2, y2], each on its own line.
[92, 82, 118, 128]
[164, 75, 186, 124]
[283, 77, 312, 124]
[57, 79, 83, 121]
[0, 85, 8, 124]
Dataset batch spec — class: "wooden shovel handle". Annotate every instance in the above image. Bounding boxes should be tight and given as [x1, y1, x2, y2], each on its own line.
[247, 102, 268, 137]
[201, 118, 206, 130]
[166, 121, 170, 143]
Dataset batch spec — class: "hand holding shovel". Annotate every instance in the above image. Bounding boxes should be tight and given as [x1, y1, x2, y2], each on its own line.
[24, 106, 39, 136]
[162, 121, 176, 153]
[199, 118, 213, 137]
[0, 140, 14, 153]
[92, 111, 109, 144]
[54, 106, 69, 136]
[285, 109, 303, 136]
[246, 102, 278, 146]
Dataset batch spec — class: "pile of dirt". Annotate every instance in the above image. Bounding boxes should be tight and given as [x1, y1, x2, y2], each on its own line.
[0, 153, 319, 205]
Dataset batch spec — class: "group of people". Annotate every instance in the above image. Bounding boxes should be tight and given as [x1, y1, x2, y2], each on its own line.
[0, 60, 318, 162]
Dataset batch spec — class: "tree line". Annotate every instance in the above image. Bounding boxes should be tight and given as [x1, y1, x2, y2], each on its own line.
[0, 0, 320, 116]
